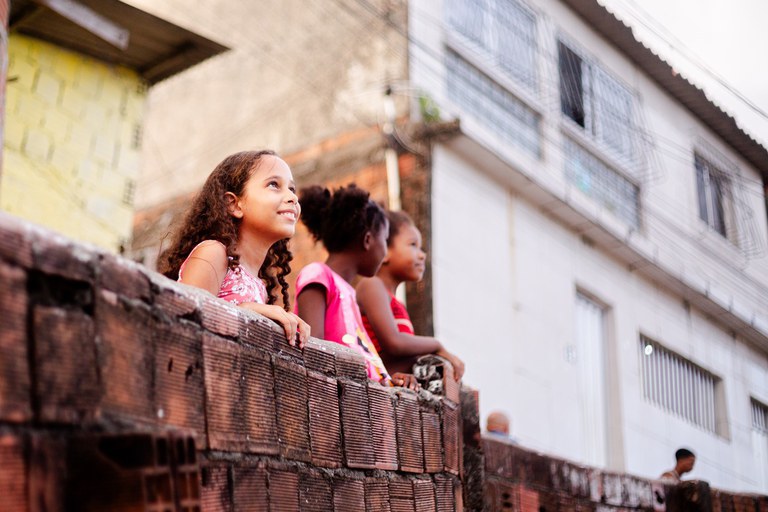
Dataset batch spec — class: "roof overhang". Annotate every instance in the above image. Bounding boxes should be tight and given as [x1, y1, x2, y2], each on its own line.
[10, 0, 228, 84]
[562, 0, 768, 181]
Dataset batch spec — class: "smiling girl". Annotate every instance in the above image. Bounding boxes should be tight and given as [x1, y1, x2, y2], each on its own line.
[159, 150, 309, 347]
[357, 210, 464, 379]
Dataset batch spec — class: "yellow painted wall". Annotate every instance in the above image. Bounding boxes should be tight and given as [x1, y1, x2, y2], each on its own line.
[2, 34, 146, 251]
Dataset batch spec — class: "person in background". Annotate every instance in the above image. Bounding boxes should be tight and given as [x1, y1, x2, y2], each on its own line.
[357, 210, 464, 380]
[660, 448, 696, 483]
[159, 150, 309, 346]
[295, 184, 418, 390]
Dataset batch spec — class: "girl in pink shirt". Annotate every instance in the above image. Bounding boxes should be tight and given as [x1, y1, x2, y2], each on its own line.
[159, 150, 309, 347]
[295, 185, 418, 389]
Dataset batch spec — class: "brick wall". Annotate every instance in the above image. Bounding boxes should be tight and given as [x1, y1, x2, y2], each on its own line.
[2, 34, 145, 251]
[2, 212, 766, 511]
[0, 212, 462, 511]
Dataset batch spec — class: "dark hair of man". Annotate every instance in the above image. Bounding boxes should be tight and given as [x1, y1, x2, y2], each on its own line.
[675, 448, 695, 460]
[299, 184, 387, 252]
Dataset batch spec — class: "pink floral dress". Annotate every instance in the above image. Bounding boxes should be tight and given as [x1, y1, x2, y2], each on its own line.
[178, 240, 268, 305]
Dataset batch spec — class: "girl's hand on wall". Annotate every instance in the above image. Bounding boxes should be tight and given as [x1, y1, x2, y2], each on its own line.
[391, 372, 420, 391]
[437, 349, 465, 381]
[241, 303, 310, 348]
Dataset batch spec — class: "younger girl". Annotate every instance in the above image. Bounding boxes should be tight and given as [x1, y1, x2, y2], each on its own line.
[295, 184, 418, 389]
[159, 150, 309, 347]
[357, 210, 464, 379]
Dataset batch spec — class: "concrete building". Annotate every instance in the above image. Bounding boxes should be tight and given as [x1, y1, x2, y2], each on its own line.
[409, 0, 768, 493]
[1, 0, 226, 251]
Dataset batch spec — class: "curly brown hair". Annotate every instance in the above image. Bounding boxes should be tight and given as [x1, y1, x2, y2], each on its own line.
[158, 150, 293, 310]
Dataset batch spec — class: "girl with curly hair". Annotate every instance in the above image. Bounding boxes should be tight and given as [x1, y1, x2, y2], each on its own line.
[295, 184, 418, 390]
[159, 150, 309, 347]
[357, 210, 464, 380]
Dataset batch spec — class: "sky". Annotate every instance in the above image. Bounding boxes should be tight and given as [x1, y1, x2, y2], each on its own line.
[599, 0, 768, 149]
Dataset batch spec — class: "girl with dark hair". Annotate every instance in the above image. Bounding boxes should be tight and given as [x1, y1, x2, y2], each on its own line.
[295, 184, 419, 389]
[357, 210, 464, 379]
[158, 150, 309, 347]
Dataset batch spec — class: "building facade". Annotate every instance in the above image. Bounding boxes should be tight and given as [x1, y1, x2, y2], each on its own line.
[409, 0, 768, 493]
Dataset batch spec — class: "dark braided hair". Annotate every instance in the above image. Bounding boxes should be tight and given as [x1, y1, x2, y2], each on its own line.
[299, 184, 387, 252]
[385, 210, 415, 246]
[158, 150, 293, 310]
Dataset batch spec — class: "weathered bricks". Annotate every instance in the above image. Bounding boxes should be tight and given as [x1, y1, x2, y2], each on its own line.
[33, 306, 99, 423]
[203, 333, 278, 454]
[96, 289, 156, 423]
[368, 383, 399, 470]
[307, 371, 343, 468]
[435, 474, 457, 512]
[396, 391, 424, 473]
[201, 464, 232, 512]
[273, 357, 311, 462]
[0, 435, 28, 511]
[233, 464, 269, 511]
[339, 380, 376, 469]
[390, 477, 416, 512]
[268, 467, 300, 512]
[154, 320, 205, 436]
[0, 262, 31, 422]
[99, 252, 151, 302]
[442, 401, 461, 475]
[304, 338, 336, 375]
[333, 343, 368, 381]
[299, 469, 333, 512]
[422, 402, 443, 473]
[365, 476, 392, 512]
[414, 478, 437, 512]
[333, 476, 366, 512]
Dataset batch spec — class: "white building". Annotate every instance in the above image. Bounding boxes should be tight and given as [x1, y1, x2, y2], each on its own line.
[408, 0, 768, 492]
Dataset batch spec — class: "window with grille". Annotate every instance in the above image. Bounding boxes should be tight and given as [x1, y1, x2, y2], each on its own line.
[695, 154, 732, 238]
[753, 398, 768, 435]
[446, 50, 540, 157]
[564, 138, 640, 227]
[558, 40, 635, 164]
[446, 0, 537, 90]
[639, 337, 721, 434]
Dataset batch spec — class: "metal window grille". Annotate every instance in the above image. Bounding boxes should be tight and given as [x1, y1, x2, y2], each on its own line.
[564, 138, 640, 227]
[446, 0, 537, 90]
[558, 40, 636, 164]
[446, 50, 540, 156]
[695, 154, 729, 237]
[639, 337, 718, 433]
[752, 398, 768, 434]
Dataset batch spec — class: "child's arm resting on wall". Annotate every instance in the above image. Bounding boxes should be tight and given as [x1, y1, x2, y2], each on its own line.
[357, 277, 464, 380]
[239, 303, 309, 348]
[296, 284, 327, 340]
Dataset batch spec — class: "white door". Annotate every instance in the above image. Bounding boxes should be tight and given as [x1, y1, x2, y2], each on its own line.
[575, 292, 608, 467]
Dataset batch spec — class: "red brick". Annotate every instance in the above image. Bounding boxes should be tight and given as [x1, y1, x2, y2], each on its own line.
[307, 371, 343, 468]
[339, 380, 376, 469]
[299, 469, 332, 512]
[273, 357, 311, 462]
[422, 406, 443, 473]
[396, 391, 424, 473]
[233, 465, 269, 512]
[154, 321, 205, 438]
[98, 253, 151, 302]
[28, 434, 66, 512]
[268, 469, 299, 512]
[414, 479, 437, 512]
[333, 477, 366, 512]
[201, 465, 232, 512]
[441, 360, 460, 405]
[0, 213, 33, 267]
[389, 478, 416, 512]
[365, 477, 391, 512]
[33, 306, 99, 423]
[200, 297, 241, 338]
[203, 334, 279, 454]
[368, 383, 398, 470]
[154, 281, 199, 319]
[0, 262, 31, 422]
[96, 290, 155, 423]
[240, 313, 279, 352]
[304, 338, 336, 375]
[0, 435, 28, 511]
[333, 343, 368, 381]
[31, 229, 95, 282]
[434, 475, 456, 512]
[442, 402, 461, 475]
